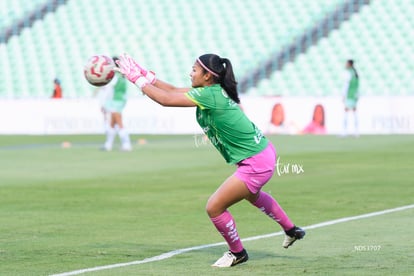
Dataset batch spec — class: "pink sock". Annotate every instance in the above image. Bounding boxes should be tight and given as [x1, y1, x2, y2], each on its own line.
[252, 191, 294, 231]
[210, 211, 244, 253]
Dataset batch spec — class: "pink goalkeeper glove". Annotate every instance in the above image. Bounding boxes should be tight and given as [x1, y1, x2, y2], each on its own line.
[116, 54, 156, 89]
[116, 54, 148, 88]
[132, 59, 156, 84]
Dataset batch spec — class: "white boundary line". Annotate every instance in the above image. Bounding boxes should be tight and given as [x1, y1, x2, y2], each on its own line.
[51, 204, 414, 276]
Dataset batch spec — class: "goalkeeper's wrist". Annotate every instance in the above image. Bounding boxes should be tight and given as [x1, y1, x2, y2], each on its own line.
[135, 76, 150, 89]
[145, 71, 156, 84]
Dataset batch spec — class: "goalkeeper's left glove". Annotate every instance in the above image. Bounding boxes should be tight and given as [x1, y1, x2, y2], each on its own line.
[116, 53, 150, 89]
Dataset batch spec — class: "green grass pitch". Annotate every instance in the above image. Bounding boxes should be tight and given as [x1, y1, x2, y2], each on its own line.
[0, 134, 413, 275]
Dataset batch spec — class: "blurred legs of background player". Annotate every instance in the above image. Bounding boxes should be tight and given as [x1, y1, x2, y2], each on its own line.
[103, 102, 132, 151]
[102, 60, 132, 151]
[343, 102, 359, 137]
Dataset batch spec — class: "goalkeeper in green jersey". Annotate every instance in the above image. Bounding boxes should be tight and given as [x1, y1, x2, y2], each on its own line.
[342, 59, 360, 136]
[115, 53, 305, 268]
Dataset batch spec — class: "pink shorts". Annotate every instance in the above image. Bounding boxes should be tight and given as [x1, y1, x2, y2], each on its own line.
[234, 142, 276, 194]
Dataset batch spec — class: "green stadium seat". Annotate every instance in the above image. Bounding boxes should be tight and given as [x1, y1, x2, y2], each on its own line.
[245, 0, 414, 96]
[1, 0, 413, 97]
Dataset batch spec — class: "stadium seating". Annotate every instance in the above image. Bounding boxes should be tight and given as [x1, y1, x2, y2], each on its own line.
[0, 0, 412, 98]
[250, 0, 414, 96]
[0, 0, 45, 31]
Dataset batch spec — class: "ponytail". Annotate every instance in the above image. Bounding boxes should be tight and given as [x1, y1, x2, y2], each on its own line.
[198, 54, 240, 104]
[219, 58, 239, 103]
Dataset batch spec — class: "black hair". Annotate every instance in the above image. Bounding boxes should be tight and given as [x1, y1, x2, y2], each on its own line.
[347, 59, 358, 79]
[198, 54, 240, 104]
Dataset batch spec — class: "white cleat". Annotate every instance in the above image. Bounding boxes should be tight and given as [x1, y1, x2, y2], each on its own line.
[211, 250, 248, 267]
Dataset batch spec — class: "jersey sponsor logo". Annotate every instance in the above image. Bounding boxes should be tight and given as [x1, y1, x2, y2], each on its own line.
[221, 89, 237, 107]
[228, 99, 237, 107]
[253, 130, 264, 144]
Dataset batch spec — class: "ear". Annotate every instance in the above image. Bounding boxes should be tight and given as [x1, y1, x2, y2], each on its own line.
[203, 72, 212, 81]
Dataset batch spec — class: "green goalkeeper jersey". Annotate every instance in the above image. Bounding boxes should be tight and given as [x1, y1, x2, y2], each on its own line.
[186, 84, 268, 164]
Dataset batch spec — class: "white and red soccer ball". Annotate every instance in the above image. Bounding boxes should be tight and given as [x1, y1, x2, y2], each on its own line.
[84, 55, 115, 86]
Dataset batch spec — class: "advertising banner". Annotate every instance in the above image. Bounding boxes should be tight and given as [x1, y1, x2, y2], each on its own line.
[0, 96, 413, 135]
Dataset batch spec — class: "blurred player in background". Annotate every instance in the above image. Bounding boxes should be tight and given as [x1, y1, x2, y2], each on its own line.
[100, 56, 132, 151]
[342, 59, 359, 136]
[51, 78, 62, 99]
[115, 53, 305, 267]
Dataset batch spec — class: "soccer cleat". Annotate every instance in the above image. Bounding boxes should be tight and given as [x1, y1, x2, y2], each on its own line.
[283, 226, 306, 248]
[211, 249, 249, 267]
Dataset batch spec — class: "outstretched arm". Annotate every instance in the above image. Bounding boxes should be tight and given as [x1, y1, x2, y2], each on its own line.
[152, 79, 191, 94]
[116, 53, 196, 107]
[141, 84, 195, 107]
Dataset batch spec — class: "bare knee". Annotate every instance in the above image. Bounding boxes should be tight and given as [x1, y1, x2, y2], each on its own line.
[206, 196, 224, 218]
[206, 176, 252, 218]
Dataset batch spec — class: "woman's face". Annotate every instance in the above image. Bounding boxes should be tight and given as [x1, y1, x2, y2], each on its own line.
[190, 61, 207, 88]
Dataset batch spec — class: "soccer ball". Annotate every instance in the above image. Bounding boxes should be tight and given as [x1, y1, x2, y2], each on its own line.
[84, 55, 115, 86]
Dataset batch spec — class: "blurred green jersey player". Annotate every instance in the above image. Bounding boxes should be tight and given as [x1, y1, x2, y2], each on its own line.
[102, 56, 131, 151]
[342, 59, 359, 136]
